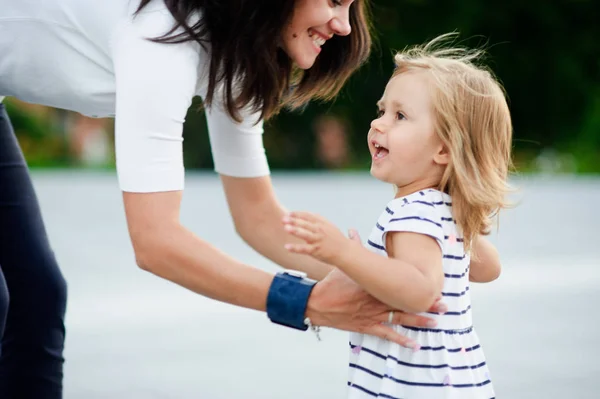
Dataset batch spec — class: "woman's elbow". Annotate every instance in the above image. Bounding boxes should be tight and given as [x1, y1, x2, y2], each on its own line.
[134, 249, 154, 272]
[232, 209, 273, 246]
[231, 212, 255, 243]
[129, 230, 162, 272]
[132, 244, 154, 272]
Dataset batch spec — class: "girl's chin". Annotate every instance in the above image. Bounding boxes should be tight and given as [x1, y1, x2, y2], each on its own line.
[370, 168, 398, 186]
[369, 168, 386, 181]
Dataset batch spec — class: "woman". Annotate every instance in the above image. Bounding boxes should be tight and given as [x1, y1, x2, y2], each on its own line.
[0, 0, 443, 397]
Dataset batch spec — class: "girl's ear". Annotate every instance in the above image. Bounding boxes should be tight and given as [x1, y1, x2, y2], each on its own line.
[433, 144, 450, 166]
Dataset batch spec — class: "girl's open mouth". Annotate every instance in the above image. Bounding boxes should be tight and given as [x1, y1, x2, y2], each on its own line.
[373, 143, 389, 160]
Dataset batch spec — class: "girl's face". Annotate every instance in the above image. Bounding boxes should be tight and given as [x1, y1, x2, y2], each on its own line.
[281, 0, 353, 69]
[367, 71, 449, 196]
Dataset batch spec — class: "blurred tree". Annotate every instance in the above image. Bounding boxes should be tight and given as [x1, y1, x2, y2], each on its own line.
[6, 99, 71, 167]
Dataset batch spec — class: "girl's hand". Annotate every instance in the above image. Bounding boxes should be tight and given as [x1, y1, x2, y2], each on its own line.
[282, 212, 350, 264]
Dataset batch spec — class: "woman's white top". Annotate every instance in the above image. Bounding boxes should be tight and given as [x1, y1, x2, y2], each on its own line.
[0, 0, 270, 192]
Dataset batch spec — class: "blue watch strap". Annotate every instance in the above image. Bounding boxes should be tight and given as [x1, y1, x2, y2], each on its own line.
[266, 271, 317, 331]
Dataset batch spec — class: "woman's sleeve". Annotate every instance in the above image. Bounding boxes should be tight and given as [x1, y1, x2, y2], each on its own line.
[111, 9, 200, 193]
[204, 95, 270, 178]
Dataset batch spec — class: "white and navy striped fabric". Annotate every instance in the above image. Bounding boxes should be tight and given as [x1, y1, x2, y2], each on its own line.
[347, 189, 495, 399]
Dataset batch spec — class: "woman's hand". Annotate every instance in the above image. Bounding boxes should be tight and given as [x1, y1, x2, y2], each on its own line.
[303, 228, 447, 349]
[307, 267, 445, 349]
[282, 212, 351, 265]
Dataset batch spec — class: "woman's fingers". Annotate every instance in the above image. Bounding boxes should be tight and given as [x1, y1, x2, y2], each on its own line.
[389, 311, 438, 329]
[364, 323, 420, 350]
[370, 307, 438, 328]
[427, 297, 448, 314]
[429, 302, 447, 314]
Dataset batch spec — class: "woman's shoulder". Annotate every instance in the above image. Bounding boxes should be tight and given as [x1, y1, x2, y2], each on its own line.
[123, 1, 196, 38]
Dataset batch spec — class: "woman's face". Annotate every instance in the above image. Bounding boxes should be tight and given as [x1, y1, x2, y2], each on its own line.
[281, 0, 354, 69]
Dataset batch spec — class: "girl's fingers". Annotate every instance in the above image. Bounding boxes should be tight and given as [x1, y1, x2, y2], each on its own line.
[288, 211, 319, 223]
[284, 243, 313, 254]
[284, 224, 318, 242]
[348, 228, 362, 243]
[285, 216, 319, 233]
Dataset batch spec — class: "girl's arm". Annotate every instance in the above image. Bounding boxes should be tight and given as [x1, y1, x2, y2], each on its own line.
[284, 212, 445, 314]
[469, 236, 501, 283]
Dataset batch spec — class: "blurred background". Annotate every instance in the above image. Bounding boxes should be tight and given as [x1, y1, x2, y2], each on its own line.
[7, 0, 600, 173]
[5, 0, 600, 398]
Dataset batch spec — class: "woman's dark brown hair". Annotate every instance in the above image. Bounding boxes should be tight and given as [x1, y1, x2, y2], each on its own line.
[136, 0, 372, 121]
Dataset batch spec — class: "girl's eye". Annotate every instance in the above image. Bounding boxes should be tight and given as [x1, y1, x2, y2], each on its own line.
[332, 0, 343, 6]
[377, 109, 384, 118]
[396, 112, 406, 120]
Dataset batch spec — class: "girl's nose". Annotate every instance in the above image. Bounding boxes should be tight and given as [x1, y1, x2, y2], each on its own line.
[370, 117, 386, 133]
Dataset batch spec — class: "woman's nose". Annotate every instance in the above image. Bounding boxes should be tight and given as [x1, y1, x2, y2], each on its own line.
[330, 8, 351, 36]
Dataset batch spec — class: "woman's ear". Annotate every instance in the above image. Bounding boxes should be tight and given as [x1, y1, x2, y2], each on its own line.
[433, 144, 450, 166]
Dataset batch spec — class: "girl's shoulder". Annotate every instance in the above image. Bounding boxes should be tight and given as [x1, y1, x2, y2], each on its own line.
[386, 189, 452, 213]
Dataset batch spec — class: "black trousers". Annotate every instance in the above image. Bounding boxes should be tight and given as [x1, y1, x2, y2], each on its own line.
[0, 103, 67, 398]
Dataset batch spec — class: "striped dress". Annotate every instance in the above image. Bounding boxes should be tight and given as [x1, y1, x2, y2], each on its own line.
[347, 189, 495, 399]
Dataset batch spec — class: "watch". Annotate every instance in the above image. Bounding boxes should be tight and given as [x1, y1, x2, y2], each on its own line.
[266, 270, 317, 331]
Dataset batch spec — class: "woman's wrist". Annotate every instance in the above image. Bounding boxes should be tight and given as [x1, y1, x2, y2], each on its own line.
[304, 280, 327, 327]
[266, 270, 318, 330]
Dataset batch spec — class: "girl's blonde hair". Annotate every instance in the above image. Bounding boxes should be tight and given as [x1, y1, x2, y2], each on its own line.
[392, 33, 513, 252]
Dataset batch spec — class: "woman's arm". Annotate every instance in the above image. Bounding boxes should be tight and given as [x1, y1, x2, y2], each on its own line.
[123, 191, 273, 309]
[469, 236, 501, 283]
[284, 213, 444, 313]
[220, 175, 334, 280]
[122, 190, 443, 347]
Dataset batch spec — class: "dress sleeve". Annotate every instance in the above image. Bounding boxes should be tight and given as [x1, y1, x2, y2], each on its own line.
[111, 8, 200, 192]
[383, 198, 445, 251]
